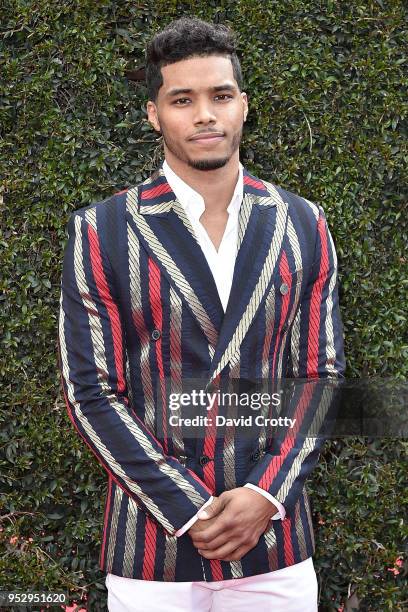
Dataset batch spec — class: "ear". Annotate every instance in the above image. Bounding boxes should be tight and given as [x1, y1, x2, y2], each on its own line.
[241, 92, 248, 122]
[146, 101, 161, 132]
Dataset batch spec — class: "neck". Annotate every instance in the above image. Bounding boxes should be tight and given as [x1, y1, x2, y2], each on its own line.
[164, 149, 240, 213]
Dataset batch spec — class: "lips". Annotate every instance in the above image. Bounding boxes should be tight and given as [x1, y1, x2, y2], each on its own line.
[189, 132, 225, 141]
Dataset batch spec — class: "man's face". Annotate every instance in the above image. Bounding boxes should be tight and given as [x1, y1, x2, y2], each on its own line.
[146, 55, 248, 171]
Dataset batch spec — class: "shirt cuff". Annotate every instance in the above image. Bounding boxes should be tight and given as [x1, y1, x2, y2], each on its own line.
[244, 483, 286, 520]
[174, 496, 214, 537]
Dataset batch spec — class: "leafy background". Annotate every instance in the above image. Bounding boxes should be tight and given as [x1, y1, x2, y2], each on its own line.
[1, 0, 407, 610]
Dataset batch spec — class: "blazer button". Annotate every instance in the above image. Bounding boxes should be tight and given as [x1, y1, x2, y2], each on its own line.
[280, 283, 289, 295]
[151, 329, 161, 341]
[250, 450, 261, 462]
[199, 455, 211, 466]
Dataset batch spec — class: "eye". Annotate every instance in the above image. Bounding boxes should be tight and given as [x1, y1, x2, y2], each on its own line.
[173, 98, 191, 105]
[215, 94, 233, 101]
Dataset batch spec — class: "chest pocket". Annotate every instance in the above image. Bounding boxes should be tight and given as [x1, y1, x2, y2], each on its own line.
[264, 267, 304, 335]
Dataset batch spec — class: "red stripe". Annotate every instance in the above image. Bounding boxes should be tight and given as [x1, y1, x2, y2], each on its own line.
[243, 175, 265, 190]
[258, 382, 314, 488]
[188, 470, 213, 493]
[307, 214, 329, 377]
[99, 474, 112, 569]
[148, 258, 168, 453]
[142, 517, 157, 580]
[88, 223, 126, 394]
[210, 559, 224, 581]
[282, 517, 295, 565]
[141, 182, 172, 200]
[202, 374, 221, 492]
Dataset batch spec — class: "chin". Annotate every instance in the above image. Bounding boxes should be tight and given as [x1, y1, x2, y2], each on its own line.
[188, 157, 230, 171]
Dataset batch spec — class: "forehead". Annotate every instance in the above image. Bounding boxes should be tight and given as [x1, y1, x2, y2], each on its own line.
[159, 55, 236, 93]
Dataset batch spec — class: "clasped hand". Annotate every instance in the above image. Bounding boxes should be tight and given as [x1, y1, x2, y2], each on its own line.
[188, 487, 276, 562]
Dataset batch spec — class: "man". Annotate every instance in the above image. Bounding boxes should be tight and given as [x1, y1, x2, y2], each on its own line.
[57, 16, 345, 612]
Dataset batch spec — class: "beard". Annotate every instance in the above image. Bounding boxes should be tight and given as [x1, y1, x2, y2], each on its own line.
[159, 123, 243, 171]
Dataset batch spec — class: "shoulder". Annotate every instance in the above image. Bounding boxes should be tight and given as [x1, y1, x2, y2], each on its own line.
[248, 170, 325, 231]
[70, 189, 127, 225]
[261, 175, 320, 216]
[70, 168, 162, 226]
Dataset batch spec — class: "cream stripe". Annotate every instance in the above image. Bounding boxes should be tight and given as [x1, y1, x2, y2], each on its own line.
[139, 201, 173, 215]
[302, 197, 319, 220]
[264, 526, 278, 570]
[262, 286, 276, 379]
[294, 497, 307, 559]
[169, 286, 184, 456]
[172, 200, 201, 244]
[229, 560, 244, 579]
[237, 195, 252, 250]
[106, 485, 122, 571]
[290, 306, 301, 377]
[128, 227, 155, 433]
[324, 228, 338, 375]
[122, 497, 138, 576]
[303, 488, 315, 550]
[287, 216, 303, 272]
[163, 535, 177, 582]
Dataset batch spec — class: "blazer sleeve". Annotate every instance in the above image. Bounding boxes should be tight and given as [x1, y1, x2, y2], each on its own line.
[244, 203, 346, 515]
[57, 211, 212, 535]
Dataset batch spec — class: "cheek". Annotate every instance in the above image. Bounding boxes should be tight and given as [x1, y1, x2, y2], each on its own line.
[163, 115, 191, 139]
[224, 106, 245, 129]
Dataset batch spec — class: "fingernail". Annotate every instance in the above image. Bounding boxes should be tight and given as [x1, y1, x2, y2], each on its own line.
[197, 510, 208, 519]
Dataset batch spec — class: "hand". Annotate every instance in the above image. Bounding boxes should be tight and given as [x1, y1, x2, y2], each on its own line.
[189, 487, 277, 562]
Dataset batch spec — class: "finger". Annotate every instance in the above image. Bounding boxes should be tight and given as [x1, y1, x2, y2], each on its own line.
[192, 531, 233, 551]
[191, 518, 231, 544]
[198, 540, 241, 560]
[219, 543, 250, 562]
[197, 497, 224, 520]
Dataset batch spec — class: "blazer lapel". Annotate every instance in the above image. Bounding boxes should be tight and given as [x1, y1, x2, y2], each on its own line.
[206, 170, 289, 384]
[125, 166, 288, 380]
[125, 167, 224, 351]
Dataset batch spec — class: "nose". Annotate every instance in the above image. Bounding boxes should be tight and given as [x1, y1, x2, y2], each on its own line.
[193, 100, 217, 125]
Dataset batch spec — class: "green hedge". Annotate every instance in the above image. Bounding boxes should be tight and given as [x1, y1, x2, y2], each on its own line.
[1, 1, 407, 610]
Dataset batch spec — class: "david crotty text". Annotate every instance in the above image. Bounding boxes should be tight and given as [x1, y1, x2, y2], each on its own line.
[168, 415, 297, 428]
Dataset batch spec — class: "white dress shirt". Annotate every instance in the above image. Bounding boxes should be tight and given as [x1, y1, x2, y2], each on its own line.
[161, 160, 286, 537]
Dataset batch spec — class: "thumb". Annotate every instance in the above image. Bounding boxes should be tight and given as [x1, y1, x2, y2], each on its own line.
[197, 497, 224, 520]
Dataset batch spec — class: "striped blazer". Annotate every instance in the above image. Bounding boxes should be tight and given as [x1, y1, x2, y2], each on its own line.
[57, 164, 346, 582]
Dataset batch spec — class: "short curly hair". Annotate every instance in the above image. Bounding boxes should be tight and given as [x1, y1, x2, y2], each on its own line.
[145, 17, 243, 101]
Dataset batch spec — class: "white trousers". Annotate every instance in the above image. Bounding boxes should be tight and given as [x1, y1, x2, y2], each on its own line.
[106, 557, 318, 611]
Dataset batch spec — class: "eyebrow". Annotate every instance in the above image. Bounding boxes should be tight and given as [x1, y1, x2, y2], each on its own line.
[165, 83, 237, 97]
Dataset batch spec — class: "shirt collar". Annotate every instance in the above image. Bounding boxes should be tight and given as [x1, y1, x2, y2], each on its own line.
[162, 159, 243, 222]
